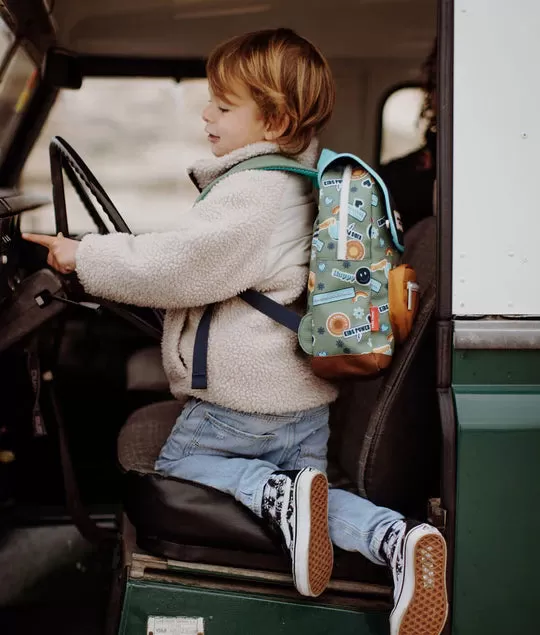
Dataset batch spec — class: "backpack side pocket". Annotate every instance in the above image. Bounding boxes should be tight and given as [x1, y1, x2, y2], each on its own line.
[388, 264, 419, 344]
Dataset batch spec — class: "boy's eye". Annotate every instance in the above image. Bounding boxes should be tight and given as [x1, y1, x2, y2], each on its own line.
[218, 106, 229, 113]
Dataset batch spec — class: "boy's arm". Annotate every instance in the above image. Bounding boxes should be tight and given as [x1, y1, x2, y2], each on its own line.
[75, 170, 284, 309]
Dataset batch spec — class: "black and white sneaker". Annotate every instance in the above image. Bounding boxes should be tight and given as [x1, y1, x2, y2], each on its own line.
[261, 467, 333, 597]
[383, 520, 448, 635]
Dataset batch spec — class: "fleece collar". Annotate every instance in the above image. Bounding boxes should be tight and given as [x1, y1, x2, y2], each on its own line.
[188, 138, 319, 191]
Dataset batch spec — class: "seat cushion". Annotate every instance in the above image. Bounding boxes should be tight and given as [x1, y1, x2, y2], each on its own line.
[118, 400, 390, 585]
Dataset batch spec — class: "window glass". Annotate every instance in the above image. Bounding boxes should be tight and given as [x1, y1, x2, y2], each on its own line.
[21, 77, 212, 234]
[379, 86, 427, 165]
[0, 45, 37, 159]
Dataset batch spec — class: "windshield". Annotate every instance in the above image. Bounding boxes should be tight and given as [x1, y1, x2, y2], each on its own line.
[0, 38, 38, 160]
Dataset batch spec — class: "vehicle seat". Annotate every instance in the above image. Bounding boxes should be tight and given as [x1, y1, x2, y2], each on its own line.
[117, 217, 438, 585]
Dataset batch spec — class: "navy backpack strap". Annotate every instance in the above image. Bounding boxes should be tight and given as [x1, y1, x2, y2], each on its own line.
[191, 292, 300, 389]
[191, 303, 215, 389]
[239, 290, 301, 332]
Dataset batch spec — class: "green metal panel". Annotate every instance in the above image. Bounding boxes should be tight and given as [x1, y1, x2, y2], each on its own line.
[119, 579, 390, 635]
[453, 349, 540, 385]
[452, 379, 540, 635]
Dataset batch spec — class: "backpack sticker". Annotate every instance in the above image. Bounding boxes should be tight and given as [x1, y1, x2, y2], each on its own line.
[351, 168, 368, 180]
[312, 238, 324, 251]
[346, 224, 363, 241]
[343, 322, 371, 341]
[308, 271, 316, 293]
[371, 259, 388, 272]
[328, 222, 339, 240]
[355, 267, 371, 285]
[350, 203, 367, 223]
[322, 178, 343, 190]
[353, 290, 369, 301]
[313, 287, 356, 306]
[331, 268, 356, 283]
[326, 313, 351, 336]
[346, 240, 365, 260]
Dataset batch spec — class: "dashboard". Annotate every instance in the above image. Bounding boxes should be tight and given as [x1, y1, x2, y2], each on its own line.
[0, 214, 19, 305]
[0, 189, 50, 305]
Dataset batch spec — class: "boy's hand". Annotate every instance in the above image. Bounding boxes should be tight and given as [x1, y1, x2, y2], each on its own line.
[22, 232, 80, 275]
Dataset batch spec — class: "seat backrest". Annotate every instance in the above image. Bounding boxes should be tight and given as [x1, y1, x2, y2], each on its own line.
[328, 216, 439, 518]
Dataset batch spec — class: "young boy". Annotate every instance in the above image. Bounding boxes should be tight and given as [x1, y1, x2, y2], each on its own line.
[24, 28, 448, 635]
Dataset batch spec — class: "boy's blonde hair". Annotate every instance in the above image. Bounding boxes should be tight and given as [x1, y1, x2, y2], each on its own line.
[206, 28, 335, 155]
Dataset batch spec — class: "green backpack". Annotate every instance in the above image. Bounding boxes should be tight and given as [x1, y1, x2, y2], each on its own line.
[191, 149, 419, 389]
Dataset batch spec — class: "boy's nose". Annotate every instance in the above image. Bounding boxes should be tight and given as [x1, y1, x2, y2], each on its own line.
[202, 104, 213, 123]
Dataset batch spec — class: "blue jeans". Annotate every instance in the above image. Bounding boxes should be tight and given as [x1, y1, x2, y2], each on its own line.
[155, 398, 403, 565]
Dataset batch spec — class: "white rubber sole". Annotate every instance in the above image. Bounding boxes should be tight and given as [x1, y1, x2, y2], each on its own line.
[390, 525, 449, 635]
[291, 468, 334, 597]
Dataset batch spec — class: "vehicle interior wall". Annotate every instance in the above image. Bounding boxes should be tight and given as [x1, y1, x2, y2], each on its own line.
[324, 59, 426, 162]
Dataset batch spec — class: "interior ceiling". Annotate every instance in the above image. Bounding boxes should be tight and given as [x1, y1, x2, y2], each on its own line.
[47, 0, 437, 61]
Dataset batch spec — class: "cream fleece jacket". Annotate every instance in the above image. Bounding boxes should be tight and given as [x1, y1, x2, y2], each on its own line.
[76, 140, 338, 414]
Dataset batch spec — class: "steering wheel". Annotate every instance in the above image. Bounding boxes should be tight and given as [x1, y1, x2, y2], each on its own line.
[48, 136, 163, 339]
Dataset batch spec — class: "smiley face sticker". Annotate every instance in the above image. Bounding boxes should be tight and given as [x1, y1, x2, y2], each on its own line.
[355, 266, 371, 285]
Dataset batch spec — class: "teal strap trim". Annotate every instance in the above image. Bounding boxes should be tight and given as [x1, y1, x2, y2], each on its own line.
[317, 148, 404, 252]
[195, 154, 318, 202]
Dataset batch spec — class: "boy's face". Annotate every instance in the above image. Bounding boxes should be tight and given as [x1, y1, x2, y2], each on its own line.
[203, 83, 273, 157]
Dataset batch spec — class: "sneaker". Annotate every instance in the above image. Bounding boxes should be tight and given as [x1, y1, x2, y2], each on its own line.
[261, 467, 333, 597]
[384, 520, 448, 635]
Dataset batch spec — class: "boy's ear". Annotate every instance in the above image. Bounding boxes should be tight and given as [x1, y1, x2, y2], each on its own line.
[264, 114, 290, 142]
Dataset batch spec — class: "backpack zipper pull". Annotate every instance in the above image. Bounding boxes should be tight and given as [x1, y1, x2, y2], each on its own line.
[407, 281, 420, 310]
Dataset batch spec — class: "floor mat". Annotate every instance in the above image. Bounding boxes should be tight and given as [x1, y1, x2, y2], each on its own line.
[0, 526, 113, 634]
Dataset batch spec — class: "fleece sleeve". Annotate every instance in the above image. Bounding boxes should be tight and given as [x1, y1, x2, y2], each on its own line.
[75, 169, 285, 309]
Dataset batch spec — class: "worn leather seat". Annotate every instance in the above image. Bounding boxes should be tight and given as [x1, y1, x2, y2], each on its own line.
[118, 217, 438, 584]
